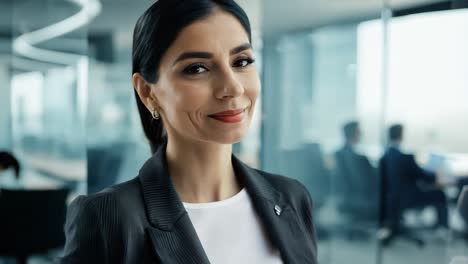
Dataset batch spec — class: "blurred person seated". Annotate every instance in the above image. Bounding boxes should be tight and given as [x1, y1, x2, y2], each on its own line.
[456, 177, 468, 199]
[0, 151, 20, 179]
[334, 121, 379, 230]
[459, 187, 468, 233]
[379, 124, 449, 235]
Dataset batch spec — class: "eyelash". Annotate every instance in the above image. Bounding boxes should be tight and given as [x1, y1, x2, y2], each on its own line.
[233, 57, 255, 68]
[182, 57, 255, 75]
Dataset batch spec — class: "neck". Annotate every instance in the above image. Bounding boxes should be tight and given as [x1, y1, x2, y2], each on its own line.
[165, 137, 241, 204]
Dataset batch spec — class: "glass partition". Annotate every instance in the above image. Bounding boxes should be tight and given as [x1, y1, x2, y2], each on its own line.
[262, 21, 382, 264]
[5, 0, 89, 193]
[261, 2, 468, 264]
[0, 1, 12, 151]
[377, 6, 468, 264]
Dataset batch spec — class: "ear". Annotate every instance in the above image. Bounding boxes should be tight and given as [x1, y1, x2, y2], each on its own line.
[132, 73, 160, 111]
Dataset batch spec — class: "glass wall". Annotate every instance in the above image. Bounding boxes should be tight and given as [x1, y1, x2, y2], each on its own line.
[261, 2, 468, 264]
[1, 0, 89, 192]
[85, 33, 150, 194]
[0, 1, 12, 151]
[262, 23, 382, 264]
[377, 7, 468, 264]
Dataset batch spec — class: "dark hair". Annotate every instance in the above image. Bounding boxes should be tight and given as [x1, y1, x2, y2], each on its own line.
[389, 124, 403, 142]
[0, 151, 21, 179]
[132, 0, 252, 154]
[343, 121, 359, 142]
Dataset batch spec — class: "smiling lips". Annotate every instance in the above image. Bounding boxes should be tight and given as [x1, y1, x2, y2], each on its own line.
[208, 108, 246, 123]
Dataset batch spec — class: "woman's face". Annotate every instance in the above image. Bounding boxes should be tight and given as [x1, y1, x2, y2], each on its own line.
[150, 10, 260, 145]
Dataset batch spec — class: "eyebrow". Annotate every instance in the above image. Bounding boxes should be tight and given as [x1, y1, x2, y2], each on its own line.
[173, 43, 252, 65]
[229, 43, 252, 55]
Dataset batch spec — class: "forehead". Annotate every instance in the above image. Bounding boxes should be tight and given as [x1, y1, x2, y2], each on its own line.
[163, 10, 250, 58]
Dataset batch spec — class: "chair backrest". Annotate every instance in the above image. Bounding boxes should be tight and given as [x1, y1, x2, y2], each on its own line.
[334, 148, 379, 219]
[87, 143, 128, 194]
[280, 143, 329, 207]
[458, 186, 468, 224]
[0, 188, 70, 255]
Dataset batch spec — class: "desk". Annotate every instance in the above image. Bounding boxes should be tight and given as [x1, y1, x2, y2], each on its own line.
[0, 169, 62, 190]
[423, 152, 468, 186]
[24, 153, 86, 182]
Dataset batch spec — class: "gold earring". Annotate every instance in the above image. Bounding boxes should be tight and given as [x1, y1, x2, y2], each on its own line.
[151, 108, 160, 120]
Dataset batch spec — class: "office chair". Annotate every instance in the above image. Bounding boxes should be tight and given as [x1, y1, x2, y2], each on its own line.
[0, 188, 70, 264]
[333, 152, 379, 239]
[87, 143, 129, 194]
[280, 143, 330, 239]
[454, 186, 468, 244]
[459, 186, 468, 224]
[377, 164, 425, 248]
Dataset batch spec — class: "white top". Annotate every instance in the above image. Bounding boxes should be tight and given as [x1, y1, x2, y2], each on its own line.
[183, 188, 283, 264]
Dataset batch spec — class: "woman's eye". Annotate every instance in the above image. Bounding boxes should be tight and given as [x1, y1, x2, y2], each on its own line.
[182, 64, 208, 75]
[233, 57, 255, 68]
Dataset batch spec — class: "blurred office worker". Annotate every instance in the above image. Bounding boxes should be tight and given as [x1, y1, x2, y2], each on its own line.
[59, 0, 318, 263]
[334, 121, 379, 222]
[379, 124, 449, 233]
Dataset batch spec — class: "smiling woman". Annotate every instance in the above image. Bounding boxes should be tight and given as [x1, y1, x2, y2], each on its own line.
[59, 1, 318, 263]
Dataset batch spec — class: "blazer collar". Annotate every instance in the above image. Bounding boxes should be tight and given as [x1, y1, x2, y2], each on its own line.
[138, 144, 316, 263]
[138, 144, 286, 230]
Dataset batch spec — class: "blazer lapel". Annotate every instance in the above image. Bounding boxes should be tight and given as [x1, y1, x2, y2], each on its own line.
[138, 145, 209, 264]
[233, 156, 318, 264]
[145, 214, 209, 264]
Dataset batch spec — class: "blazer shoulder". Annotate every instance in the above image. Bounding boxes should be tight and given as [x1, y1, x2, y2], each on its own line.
[61, 178, 141, 264]
[67, 177, 142, 222]
[89, 176, 140, 199]
[253, 169, 311, 204]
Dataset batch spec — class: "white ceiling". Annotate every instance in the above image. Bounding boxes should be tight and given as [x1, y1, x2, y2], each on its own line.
[0, 0, 447, 38]
[262, 0, 446, 34]
[92, 0, 446, 37]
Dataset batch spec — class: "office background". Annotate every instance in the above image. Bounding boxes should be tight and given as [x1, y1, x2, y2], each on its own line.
[0, 0, 467, 263]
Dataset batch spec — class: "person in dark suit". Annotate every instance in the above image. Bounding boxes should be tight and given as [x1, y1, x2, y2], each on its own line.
[334, 121, 379, 220]
[379, 124, 448, 232]
[59, 1, 318, 263]
[0, 151, 20, 179]
[459, 187, 468, 230]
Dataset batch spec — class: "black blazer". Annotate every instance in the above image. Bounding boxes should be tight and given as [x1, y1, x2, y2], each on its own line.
[379, 146, 436, 222]
[380, 147, 436, 200]
[59, 146, 318, 264]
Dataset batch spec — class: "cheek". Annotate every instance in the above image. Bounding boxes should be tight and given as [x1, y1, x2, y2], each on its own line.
[242, 73, 261, 103]
[163, 81, 211, 114]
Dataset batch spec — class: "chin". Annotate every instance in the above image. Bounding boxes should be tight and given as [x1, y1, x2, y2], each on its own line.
[217, 133, 245, 144]
[205, 128, 248, 145]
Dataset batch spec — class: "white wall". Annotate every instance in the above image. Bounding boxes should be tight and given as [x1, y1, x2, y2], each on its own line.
[357, 9, 468, 154]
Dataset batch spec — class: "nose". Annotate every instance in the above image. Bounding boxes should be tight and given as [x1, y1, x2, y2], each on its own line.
[214, 67, 244, 100]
